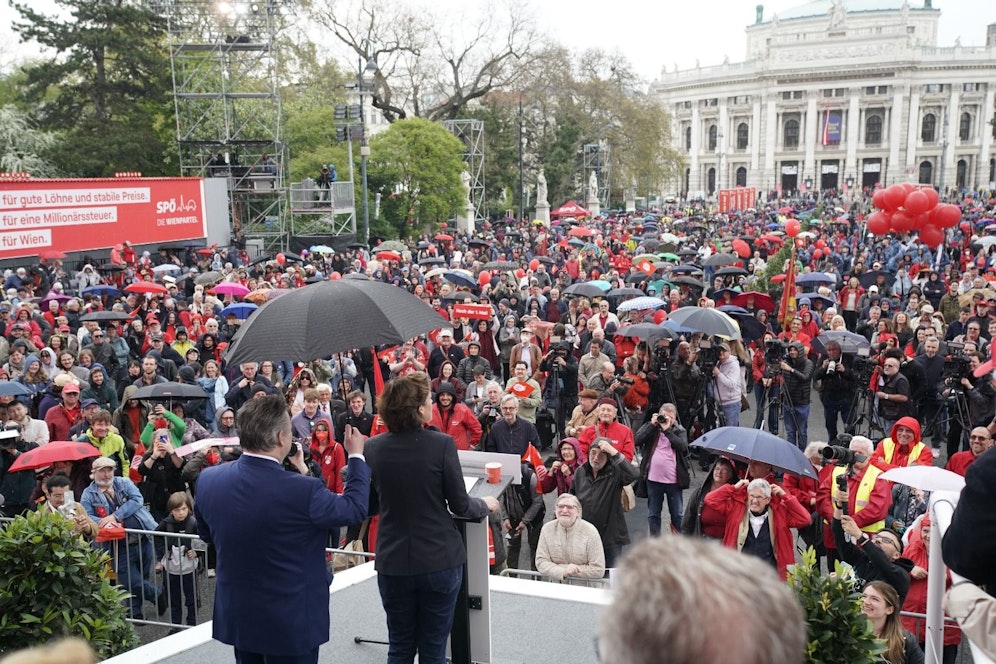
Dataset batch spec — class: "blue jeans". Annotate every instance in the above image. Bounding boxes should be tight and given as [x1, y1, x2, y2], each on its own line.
[646, 480, 683, 535]
[782, 403, 810, 450]
[754, 383, 780, 433]
[822, 398, 852, 441]
[378, 566, 463, 664]
[721, 401, 740, 428]
[112, 535, 161, 618]
[234, 648, 319, 664]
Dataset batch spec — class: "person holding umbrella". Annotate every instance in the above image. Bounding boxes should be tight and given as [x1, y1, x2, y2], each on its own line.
[704, 477, 811, 580]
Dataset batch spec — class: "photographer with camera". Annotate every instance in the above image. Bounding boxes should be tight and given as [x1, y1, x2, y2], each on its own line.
[752, 333, 784, 434]
[588, 361, 628, 402]
[779, 342, 814, 450]
[634, 404, 690, 536]
[669, 341, 703, 432]
[540, 341, 579, 441]
[816, 435, 892, 566]
[815, 341, 856, 441]
[39, 473, 98, 539]
[712, 343, 744, 428]
[912, 337, 946, 447]
[941, 351, 996, 459]
[0, 423, 40, 517]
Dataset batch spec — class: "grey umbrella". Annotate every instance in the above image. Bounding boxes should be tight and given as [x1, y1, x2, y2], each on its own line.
[194, 271, 223, 286]
[224, 280, 448, 365]
[704, 253, 738, 267]
[691, 427, 817, 479]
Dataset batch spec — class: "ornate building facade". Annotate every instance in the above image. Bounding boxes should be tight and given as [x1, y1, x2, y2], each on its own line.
[651, 1, 996, 196]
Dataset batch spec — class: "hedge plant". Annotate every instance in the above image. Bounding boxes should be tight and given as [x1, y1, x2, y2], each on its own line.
[0, 510, 138, 658]
[787, 547, 885, 664]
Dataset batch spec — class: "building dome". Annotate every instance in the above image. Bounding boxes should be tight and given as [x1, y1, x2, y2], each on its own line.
[772, 0, 930, 22]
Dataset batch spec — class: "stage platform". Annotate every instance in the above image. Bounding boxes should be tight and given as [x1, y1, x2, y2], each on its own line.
[104, 564, 610, 664]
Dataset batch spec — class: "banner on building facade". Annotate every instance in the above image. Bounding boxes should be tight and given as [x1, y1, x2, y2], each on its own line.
[718, 187, 757, 213]
[0, 178, 207, 260]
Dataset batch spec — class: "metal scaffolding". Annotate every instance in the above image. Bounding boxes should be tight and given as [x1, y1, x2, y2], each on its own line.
[583, 141, 610, 208]
[442, 119, 485, 220]
[160, 0, 288, 251]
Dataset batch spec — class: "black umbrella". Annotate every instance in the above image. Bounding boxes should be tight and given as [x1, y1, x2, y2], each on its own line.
[615, 323, 675, 342]
[96, 264, 125, 273]
[347, 242, 368, 250]
[416, 241, 431, 250]
[419, 257, 445, 266]
[503, 231, 522, 238]
[305, 276, 325, 284]
[704, 253, 738, 267]
[606, 287, 645, 298]
[131, 382, 210, 401]
[625, 272, 651, 284]
[534, 256, 555, 265]
[858, 270, 896, 289]
[714, 266, 748, 278]
[563, 283, 606, 298]
[671, 276, 706, 289]
[482, 261, 518, 271]
[677, 248, 698, 257]
[344, 272, 370, 280]
[80, 311, 132, 323]
[224, 280, 451, 365]
[443, 292, 480, 303]
[692, 427, 817, 480]
[468, 239, 490, 249]
[670, 264, 703, 274]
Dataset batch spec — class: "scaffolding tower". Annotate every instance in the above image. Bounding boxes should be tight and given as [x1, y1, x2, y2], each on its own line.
[161, 0, 288, 252]
[442, 119, 485, 221]
[583, 141, 610, 209]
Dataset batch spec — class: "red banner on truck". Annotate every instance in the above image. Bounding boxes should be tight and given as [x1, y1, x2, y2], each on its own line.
[0, 178, 207, 260]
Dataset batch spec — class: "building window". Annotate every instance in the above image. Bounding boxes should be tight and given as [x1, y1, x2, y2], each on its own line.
[919, 160, 933, 185]
[736, 167, 747, 187]
[963, 83, 980, 92]
[921, 114, 936, 142]
[957, 159, 968, 189]
[782, 91, 803, 101]
[736, 123, 749, 150]
[924, 84, 943, 94]
[959, 112, 972, 141]
[865, 114, 883, 145]
[707, 167, 716, 195]
[708, 125, 718, 151]
[784, 119, 800, 148]
[684, 126, 692, 151]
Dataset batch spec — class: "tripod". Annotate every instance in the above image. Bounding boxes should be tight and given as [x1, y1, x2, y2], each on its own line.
[845, 384, 881, 439]
[923, 386, 972, 458]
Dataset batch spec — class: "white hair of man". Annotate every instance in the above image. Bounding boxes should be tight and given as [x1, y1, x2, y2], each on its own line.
[600, 537, 806, 664]
[747, 478, 772, 499]
[499, 394, 519, 408]
[849, 435, 874, 457]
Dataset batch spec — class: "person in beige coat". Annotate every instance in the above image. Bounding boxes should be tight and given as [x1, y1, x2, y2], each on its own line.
[535, 493, 605, 581]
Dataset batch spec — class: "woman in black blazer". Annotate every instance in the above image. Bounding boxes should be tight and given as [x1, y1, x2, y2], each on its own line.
[364, 372, 498, 664]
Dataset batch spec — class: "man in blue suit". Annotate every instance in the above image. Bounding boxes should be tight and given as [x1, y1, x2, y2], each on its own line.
[195, 395, 371, 664]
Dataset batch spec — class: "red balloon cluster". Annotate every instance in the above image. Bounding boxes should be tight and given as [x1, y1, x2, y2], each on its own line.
[869, 184, 960, 248]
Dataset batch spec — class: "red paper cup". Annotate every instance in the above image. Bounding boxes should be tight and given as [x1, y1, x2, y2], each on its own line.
[485, 462, 502, 484]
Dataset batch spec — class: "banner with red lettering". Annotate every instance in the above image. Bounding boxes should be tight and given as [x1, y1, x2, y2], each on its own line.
[0, 178, 207, 260]
[453, 303, 493, 320]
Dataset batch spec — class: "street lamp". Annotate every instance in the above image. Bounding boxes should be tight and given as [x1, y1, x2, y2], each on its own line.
[716, 130, 725, 195]
[359, 53, 378, 244]
[938, 116, 949, 196]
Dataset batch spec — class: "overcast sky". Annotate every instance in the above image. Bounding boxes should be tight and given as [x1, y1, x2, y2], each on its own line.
[0, 1, 988, 83]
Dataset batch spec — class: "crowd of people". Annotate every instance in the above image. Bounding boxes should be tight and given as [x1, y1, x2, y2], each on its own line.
[1, 189, 996, 662]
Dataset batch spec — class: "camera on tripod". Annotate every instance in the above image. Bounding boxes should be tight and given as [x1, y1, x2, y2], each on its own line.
[696, 337, 720, 372]
[850, 346, 876, 383]
[942, 342, 971, 386]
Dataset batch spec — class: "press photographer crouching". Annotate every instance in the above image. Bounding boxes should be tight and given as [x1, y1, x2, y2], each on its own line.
[0, 422, 39, 517]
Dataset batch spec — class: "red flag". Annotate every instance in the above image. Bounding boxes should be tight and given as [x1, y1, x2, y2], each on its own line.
[779, 247, 797, 329]
[372, 346, 385, 397]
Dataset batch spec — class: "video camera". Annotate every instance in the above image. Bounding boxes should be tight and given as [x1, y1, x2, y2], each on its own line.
[0, 424, 21, 449]
[696, 337, 720, 372]
[942, 342, 972, 385]
[851, 346, 876, 384]
[763, 339, 788, 377]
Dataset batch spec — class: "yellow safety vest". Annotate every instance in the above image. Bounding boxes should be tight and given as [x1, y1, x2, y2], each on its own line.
[831, 465, 885, 533]
[880, 438, 926, 467]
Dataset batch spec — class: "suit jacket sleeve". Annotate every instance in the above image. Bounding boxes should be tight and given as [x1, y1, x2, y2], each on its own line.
[942, 449, 996, 586]
[442, 440, 488, 520]
[307, 456, 370, 529]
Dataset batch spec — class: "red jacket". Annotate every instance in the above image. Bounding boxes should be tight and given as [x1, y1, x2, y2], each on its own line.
[815, 463, 892, 549]
[783, 463, 834, 513]
[870, 417, 933, 471]
[901, 524, 961, 646]
[308, 417, 345, 493]
[577, 419, 635, 462]
[429, 402, 482, 451]
[704, 483, 812, 580]
[946, 450, 980, 477]
[45, 403, 81, 442]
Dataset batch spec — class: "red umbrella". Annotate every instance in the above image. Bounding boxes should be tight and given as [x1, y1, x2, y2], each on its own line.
[732, 291, 776, 314]
[568, 226, 594, 238]
[770, 274, 787, 284]
[377, 250, 402, 262]
[125, 281, 168, 295]
[40, 249, 67, 260]
[197, 248, 215, 256]
[759, 234, 784, 244]
[435, 233, 453, 242]
[8, 440, 101, 472]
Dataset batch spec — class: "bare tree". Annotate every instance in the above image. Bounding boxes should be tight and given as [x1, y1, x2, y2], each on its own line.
[308, 0, 540, 123]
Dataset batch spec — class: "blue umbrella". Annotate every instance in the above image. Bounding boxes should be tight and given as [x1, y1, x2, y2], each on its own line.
[691, 426, 817, 479]
[310, 245, 334, 254]
[568, 237, 586, 247]
[442, 271, 477, 289]
[82, 285, 121, 298]
[661, 320, 698, 335]
[585, 280, 612, 292]
[0, 381, 31, 398]
[220, 303, 258, 319]
[796, 272, 836, 285]
[798, 293, 836, 309]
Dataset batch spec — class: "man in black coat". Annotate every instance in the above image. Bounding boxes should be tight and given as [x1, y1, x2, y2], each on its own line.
[833, 508, 914, 603]
[942, 446, 996, 595]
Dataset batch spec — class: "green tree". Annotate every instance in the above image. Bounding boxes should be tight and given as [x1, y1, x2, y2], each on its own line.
[0, 511, 138, 658]
[368, 118, 464, 238]
[10, 0, 175, 177]
[0, 105, 59, 176]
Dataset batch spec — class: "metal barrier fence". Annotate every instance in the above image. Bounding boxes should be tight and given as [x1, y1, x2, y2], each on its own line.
[0, 516, 375, 634]
[500, 567, 610, 589]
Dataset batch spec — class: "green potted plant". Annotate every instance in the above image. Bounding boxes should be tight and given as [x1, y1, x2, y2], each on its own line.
[0, 510, 139, 658]
[787, 547, 885, 664]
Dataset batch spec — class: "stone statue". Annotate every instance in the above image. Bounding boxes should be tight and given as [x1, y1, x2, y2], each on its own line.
[901, 1, 909, 22]
[460, 170, 471, 206]
[828, 0, 846, 28]
[536, 169, 548, 206]
[588, 171, 598, 198]
[756, 4, 764, 25]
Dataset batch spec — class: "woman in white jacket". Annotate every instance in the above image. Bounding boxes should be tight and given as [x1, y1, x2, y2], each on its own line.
[535, 493, 605, 582]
